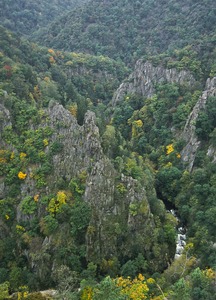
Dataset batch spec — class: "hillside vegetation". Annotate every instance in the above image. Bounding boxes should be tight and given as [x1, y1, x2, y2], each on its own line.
[0, 0, 89, 36]
[33, 0, 216, 64]
[0, 0, 216, 299]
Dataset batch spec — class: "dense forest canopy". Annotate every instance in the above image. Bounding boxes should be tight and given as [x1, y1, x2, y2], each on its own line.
[32, 0, 216, 64]
[0, 0, 89, 36]
[0, 0, 216, 299]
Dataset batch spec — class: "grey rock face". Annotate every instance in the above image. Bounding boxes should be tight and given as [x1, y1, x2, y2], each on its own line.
[0, 178, 5, 199]
[46, 103, 103, 183]
[0, 103, 11, 140]
[0, 100, 169, 266]
[0, 103, 11, 199]
[41, 103, 154, 261]
[207, 146, 216, 163]
[112, 60, 196, 105]
[181, 77, 216, 171]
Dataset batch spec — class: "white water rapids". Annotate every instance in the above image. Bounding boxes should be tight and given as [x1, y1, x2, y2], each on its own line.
[170, 209, 187, 260]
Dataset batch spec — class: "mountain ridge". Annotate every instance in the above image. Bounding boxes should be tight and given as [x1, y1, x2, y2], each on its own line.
[0, 0, 89, 36]
[32, 0, 216, 64]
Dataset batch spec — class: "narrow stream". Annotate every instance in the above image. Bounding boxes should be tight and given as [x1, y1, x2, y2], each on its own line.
[157, 192, 187, 260]
[169, 209, 187, 259]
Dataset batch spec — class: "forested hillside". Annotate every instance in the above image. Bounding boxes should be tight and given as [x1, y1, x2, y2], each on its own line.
[0, 0, 216, 299]
[0, 0, 89, 36]
[0, 26, 179, 298]
[33, 0, 216, 64]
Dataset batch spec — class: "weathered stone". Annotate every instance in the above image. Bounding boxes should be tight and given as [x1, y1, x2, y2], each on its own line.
[0, 178, 5, 199]
[181, 77, 216, 171]
[112, 60, 196, 105]
[0, 100, 170, 269]
[207, 146, 216, 163]
[42, 103, 156, 262]
[0, 103, 11, 142]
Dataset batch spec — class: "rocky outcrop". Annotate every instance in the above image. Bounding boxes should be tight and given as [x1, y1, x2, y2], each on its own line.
[0, 179, 5, 199]
[18, 102, 156, 262]
[207, 146, 216, 163]
[0, 99, 172, 273]
[46, 101, 103, 183]
[0, 101, 11, 200]
[181, 77, 216, 171]
[112, 60, 196, 105]
[0, 102, 11, 141]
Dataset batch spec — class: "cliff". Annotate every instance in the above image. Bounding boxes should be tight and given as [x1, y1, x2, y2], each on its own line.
[0, 99, 172, 281]
[44, 103, 156, 262]
[181, 77, 216, 171]
[112, 60, 216, 171]
[112, 60, 196, 105]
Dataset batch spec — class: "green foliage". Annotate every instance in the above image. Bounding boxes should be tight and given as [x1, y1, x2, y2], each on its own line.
[120, 254, 148, 278]
[0, 26, 128, 113]
[20, 196, 37, 215]
[69, 177, 85, 197]
[0, 0, 215, 296]
[175, 163, 216, 267]
[102, 125, 118, 156]
[124, 157, 144, 180]
[39, 215, 58, 236]
[196, 96, 216, 140]
[116, 183, 127, 194]
[92, 276, 127, 300]
[0, 0, 88, 36]
[171, 268, 216, 300]
[9, 267, 25, 291]
[171, 278, 191, 300]
[70, 199, 91, 242]
[0, 281, 9, 300]
[156, 166, 182, 202]
[52, 265, 80, 297]
[34, 0, 216, 68]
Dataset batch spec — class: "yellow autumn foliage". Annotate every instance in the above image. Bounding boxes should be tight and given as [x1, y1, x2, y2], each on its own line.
[20, 152, 27, 159]
[18, 171, 27, 180]
[116, 274, 149, 300]
[57, 191, 67, 205]
[81, 286, 94, 300]
[49, 56, 56, 64]
[16, 225, 25, 233]
[166, 144, 174, 155]
[47, 191, 67, 215]
[68, 103, 78, 118]
[43, 139, 49, 146]
[48, 48, 55, 55]
[147, 277, 155, 284]
[131, 119, 143, 137]
[134, 119, 143, 127]
[0, 157, 6, 163]
[34, 194, 39, 202]
[17, 286, 29, 300]
[0, 149, 8, 163]
[44, 76, 50, 82]
[203, 268, 216, 279]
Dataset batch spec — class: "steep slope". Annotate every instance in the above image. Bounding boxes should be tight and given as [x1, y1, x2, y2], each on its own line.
[0, 0, 89, 36]
[109, 57, 216, 284]
[33, 0, 216, 64]
[181, 77, 216, 170]
[112, 60, 197, 106]
[0, 0, 216, 294]
[0, 25, 128, 117]
[0, 27, 175, 294]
